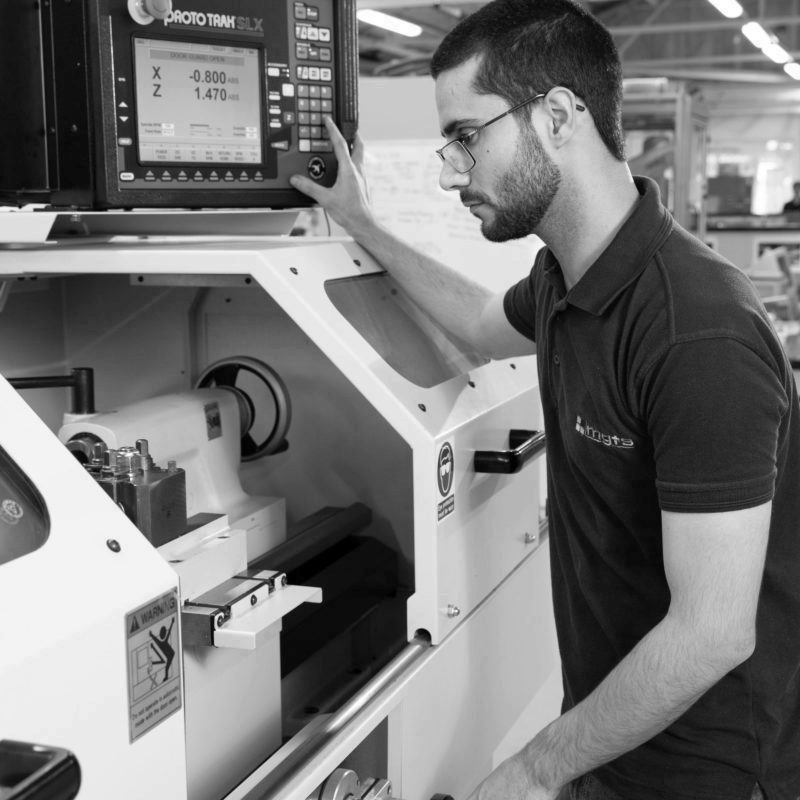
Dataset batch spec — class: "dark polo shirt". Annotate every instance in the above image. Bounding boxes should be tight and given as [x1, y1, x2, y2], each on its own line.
[504, 177, 800, 800]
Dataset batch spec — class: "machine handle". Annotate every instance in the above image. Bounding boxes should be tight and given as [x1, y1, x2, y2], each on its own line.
[473, 429, 546, 474]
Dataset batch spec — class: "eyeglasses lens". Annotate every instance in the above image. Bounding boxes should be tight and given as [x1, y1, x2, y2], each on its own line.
[442, 141, 474, 173]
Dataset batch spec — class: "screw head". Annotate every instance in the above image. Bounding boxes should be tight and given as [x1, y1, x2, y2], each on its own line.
[106, 539, 121, 553]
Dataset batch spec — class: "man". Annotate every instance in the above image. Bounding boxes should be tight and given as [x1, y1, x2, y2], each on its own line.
[289, 1, 800, 798]
[782, 181, 800, 213]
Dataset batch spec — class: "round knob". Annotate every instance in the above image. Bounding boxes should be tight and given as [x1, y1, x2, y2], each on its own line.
[143, 0, 172, 19]
[128, 0, 172, 24]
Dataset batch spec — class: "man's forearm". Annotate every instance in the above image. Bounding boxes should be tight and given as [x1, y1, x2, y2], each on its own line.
[349, 216, 497, 347]
[522, 612, 750, 792]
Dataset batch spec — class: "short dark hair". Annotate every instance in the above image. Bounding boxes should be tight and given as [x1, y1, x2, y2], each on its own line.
[430, 0, 626, 161]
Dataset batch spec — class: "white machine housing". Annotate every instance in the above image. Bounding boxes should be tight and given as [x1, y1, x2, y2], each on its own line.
[0, 221, 559, 800]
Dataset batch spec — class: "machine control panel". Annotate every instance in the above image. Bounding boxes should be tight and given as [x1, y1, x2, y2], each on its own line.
[0, 0, 358, 209]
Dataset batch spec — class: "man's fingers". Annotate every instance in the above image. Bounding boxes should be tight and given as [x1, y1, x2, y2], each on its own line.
[289, 174, 326, 202]
[351, 133, 366, 172]
[322, 116, 354, 165]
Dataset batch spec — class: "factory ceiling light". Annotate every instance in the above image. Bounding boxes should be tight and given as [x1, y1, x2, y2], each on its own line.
[762, 41, 792, 64]
[705, 0, 743, 19]
[357, 9, 422, 37]
[356, 1, 800, 82]
[784, 62, 800, 80]
[741, 21, 773, 50]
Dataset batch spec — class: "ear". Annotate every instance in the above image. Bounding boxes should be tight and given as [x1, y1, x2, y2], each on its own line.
[543, 87, 582, 148]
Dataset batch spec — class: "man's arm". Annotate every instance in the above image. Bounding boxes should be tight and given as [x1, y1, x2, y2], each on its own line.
[289, 117, 535, 359]
[470, 502, 771, 800]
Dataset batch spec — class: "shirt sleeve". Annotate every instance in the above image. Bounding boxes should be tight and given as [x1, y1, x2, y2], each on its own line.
[642, 336, 789, 512]
[503, 267, 539, 342]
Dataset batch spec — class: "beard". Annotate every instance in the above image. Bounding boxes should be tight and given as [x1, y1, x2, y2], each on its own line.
[462, 126, 561, 243]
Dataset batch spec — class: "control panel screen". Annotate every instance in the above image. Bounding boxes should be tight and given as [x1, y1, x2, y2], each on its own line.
[133, 38, 263, 165]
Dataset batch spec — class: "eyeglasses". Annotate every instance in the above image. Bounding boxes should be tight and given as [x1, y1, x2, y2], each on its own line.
[436, 90, 586, 174]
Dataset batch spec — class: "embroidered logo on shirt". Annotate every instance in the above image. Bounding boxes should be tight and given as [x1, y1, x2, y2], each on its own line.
[575, 415, 634, 449]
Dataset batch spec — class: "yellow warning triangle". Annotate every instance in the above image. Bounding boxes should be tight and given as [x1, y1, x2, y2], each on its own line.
[129, 616, 141, 634]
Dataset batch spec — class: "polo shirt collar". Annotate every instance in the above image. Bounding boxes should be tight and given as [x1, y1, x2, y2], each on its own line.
[543, 176, 674, 315]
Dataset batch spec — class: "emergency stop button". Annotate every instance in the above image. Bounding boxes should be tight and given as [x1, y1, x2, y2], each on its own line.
[307, 156, 326, 180]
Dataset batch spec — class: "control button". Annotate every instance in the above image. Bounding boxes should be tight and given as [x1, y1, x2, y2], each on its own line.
[296, 43, 309, 59]
[192, 170, 204, 181]
[299, 125, 311, 139]
[119, 115, 130, 123]
[294, 2, 306, 19]
[307, 156, 326, 180]
[268, 66, 281, 76]
[320, 47, 332, 61]
[223, 170, 235, 181]
[309, 85, 321, 98]
[118, 137, 133, 146]
[295, 24, 309, 39]
[177, 170, 189, 181]
[309, 112, 322, 125]
[307, 27, 319, 41]
[208, 171, 220, 181]
[321, 99, 332, 113]
[298, 112, 310, 124]
[320, 68, 332, 81]
[310, 125, 322, 139]
[271, 141, 290, 151]
[553, 354, 560, 366]
[120, 172, 135, 181]
[282, 83, 295, 97]
[310, 98, 321, 111]
[311, 140, 333, 152]
[320, 85, 332, 99]
[239, 171, 250, 181]
[160, 170, 173, 181]
[128, 0, 172, 24]
[143, 0, 172, 20]
[306, 5, 319, 21]
[269, 119, 281, 129]
[297, 98, 309, 111]
[253, 171, 265, 181]
[318, 27, 331, 42]
[297, 84, 310, 97]
[144, 170, 156, 181]
[283, 111, 296, 124]
[309, 67, 320, 80]
[299, 139, 311, 152]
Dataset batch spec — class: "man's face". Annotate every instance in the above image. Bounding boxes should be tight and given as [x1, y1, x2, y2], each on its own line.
[435, 57, 561, 242]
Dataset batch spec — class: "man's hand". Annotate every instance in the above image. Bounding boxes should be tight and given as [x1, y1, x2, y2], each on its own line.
[466, 752, 562, 800]
[289, 116, 373, 236]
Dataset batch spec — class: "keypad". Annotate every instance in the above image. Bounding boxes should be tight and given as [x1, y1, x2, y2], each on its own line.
[293, 2, 334, 154]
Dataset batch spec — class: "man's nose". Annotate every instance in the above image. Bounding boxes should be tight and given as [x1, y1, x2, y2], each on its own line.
[438, 160, 471, 192]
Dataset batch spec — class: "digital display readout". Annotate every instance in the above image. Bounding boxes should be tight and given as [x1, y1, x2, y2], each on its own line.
[133, 38, 263, 165]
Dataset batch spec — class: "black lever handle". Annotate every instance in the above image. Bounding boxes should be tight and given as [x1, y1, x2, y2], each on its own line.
[473, 429, 546, 474]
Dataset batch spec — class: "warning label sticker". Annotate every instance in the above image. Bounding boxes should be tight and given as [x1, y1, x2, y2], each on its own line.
[437, 442, 455, 522]
[126, 589, 182, 743]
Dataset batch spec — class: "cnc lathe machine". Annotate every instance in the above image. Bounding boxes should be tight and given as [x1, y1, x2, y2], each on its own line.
[0, 207, 558, 800]
[0, 0, 558, 795]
